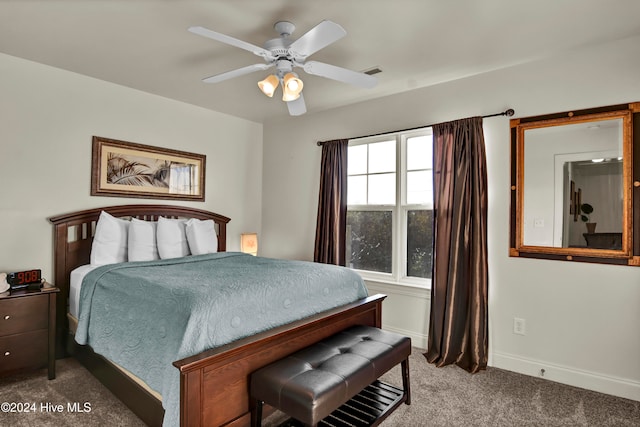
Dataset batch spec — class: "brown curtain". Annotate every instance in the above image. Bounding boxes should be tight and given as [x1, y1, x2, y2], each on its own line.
[314, 139, 349, 265]
[425, 116, 489, 374]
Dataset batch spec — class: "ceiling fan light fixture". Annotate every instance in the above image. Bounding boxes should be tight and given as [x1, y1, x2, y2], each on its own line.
[191, 19, 374, 115]
[282, 72, 303, 101]
[258, 74, 279, 97]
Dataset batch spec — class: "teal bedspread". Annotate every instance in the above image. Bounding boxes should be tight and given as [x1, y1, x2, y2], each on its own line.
[75, 252, 368, 427]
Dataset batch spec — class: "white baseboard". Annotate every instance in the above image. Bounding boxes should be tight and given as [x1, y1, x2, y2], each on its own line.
[381, 324, 428, 350]
[492, 351, 640, 402]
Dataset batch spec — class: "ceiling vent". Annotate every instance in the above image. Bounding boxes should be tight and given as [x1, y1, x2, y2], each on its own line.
[364, 67, 382, 76]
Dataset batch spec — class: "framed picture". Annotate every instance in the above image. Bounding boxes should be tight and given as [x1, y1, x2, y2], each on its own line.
[91, 136, 205, 201]
[569, 180, 575, 214]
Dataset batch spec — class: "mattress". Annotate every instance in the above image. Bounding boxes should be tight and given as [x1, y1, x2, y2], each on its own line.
[69, 264, 98, 318]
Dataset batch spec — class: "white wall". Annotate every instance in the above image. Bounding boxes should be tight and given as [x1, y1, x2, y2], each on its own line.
[0, 53, 263, 279]
[262, 35, 640, 401]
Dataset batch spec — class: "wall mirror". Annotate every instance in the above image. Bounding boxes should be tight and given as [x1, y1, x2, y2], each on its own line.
[510, 102, 640, 265]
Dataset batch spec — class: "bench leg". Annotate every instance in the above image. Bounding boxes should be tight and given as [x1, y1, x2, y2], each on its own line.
[251, 399, 263, 427]
[401, 358, 411, 405]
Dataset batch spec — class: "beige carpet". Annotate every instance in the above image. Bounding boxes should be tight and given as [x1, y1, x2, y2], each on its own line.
[378, 351, 640, 427]
[1, 352, 638, 426]
[0, 358, 145, 427]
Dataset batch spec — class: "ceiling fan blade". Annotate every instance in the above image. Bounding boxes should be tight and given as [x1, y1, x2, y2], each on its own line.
[303, 61, 377, 89]
[287, 93, 307, 116]
[289, 20, 346, 60]
[188, 26, 275, 60]
[202, 63, 273, 84]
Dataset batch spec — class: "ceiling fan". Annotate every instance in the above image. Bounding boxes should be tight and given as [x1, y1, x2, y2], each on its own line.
[188, 20, 377, 116]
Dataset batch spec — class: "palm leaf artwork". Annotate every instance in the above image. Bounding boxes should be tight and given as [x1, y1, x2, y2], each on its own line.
[107, 153, 171, 188]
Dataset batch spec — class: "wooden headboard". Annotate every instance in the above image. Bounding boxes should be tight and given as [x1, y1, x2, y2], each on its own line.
[48, 204, 230, 355]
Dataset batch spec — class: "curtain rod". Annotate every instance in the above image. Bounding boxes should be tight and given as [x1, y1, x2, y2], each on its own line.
[316, 108, 515, 146]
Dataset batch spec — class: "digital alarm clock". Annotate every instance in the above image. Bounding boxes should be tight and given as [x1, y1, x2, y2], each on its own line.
[7, 269, 42, 289]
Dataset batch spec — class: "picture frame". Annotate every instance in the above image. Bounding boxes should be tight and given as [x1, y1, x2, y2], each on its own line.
[91, 136, 205, 201]
[569, 180, 575, 215]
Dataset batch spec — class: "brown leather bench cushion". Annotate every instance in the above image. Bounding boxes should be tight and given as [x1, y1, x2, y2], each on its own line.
[250, 325, 411, 425]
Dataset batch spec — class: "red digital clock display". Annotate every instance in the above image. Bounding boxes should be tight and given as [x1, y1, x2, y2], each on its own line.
[7, 269, 42, 286]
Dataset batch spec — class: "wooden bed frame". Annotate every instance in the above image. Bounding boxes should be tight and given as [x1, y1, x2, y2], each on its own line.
[49, 204, 385, 426]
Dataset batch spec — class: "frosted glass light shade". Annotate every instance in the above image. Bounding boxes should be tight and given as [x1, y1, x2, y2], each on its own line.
[282, 73, 303, 101]
[258, 74, 279, 97]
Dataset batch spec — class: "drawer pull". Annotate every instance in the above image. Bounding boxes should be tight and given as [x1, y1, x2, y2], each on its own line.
[3, 315, 9, 320]
[4, 351, 9, 356]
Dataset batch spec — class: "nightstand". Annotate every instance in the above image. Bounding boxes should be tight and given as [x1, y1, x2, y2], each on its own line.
[0, 284, 59, 379]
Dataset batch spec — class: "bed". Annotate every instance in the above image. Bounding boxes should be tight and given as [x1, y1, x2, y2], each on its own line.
[49, 204, 385, 427]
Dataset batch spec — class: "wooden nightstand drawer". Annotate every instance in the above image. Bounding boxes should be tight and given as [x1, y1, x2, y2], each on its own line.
[0, 295, 48, 336]
[0, 329, 48, 375]
[0, 287, 58, 380]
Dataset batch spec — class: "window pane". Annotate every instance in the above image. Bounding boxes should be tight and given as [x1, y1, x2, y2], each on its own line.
[407, 135, 432, 170]
[407, 170, 432, 205]
[407, 210, 433, 278]
[348, 144, 367, 175]
[348, 175, 367, 205]
[368, 140, 395, 173]
[347, 211, 392, 273]
[368, 173, 396, 204]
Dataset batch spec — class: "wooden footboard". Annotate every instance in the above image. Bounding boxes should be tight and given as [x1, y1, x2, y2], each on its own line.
[174, 294, 385, 427]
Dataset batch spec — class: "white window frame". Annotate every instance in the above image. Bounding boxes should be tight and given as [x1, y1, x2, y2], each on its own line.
[347, 128, 433, 288]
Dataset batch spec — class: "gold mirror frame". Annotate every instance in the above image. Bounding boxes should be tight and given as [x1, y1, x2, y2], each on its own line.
[510, 102, 640, 266]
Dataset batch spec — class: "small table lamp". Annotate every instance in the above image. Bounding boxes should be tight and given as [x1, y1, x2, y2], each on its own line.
[240, 233, 258, 256]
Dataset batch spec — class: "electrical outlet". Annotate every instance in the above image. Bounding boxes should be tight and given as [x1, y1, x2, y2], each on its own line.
[513, 317, 526, 335]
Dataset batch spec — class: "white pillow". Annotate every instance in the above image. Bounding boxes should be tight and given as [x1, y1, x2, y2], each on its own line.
[128, 218, 159, 262]
[91, 211, 130, 265]
[185, 219, 218, 255]
[156, 217, 190, 259]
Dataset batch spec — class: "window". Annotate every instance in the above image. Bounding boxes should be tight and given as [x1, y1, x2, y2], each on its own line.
[346, 130, 434, 286]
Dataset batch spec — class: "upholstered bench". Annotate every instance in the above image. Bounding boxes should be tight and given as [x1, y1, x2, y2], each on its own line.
[250, 325, 411, 427]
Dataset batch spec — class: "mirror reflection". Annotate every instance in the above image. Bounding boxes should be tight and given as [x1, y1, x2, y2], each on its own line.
[510, 101, 639, 266]
[522, 118, 623, 249]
